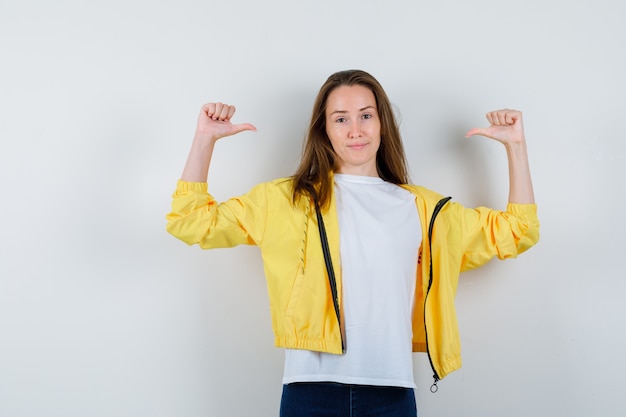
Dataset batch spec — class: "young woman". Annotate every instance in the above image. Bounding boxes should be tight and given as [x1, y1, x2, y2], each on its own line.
[166, 70, 539, 417]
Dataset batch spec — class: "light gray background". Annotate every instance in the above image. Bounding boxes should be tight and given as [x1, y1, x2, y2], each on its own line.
[1, 0, 624, 416]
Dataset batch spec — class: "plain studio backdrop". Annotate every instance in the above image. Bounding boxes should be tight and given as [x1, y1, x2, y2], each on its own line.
[1, 0, 624, 416]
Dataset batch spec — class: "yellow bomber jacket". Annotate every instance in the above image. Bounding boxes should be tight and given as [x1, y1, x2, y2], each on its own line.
[165, 177, 540, 381]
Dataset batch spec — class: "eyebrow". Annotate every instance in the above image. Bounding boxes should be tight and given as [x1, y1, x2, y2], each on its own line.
[328, 105, 376, 116]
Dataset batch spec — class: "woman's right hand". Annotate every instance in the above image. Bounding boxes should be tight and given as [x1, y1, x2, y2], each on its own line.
[195, 102, 257, 142]
[180, 103, 256, 182]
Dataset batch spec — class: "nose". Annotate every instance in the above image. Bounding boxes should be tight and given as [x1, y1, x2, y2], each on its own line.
[348, 121, 362, 138]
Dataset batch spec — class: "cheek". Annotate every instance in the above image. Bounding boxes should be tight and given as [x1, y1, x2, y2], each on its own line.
[326, 127, 343, 146]
[325, 130, 340, 153]
[329, 138, 343, 156]
[372, 121, 382, 136]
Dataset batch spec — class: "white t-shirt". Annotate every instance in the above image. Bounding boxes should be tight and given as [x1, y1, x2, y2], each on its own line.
[282, 174, 422, 388]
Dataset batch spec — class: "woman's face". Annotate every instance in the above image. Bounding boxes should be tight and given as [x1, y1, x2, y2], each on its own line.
[325, 85, 381, 177]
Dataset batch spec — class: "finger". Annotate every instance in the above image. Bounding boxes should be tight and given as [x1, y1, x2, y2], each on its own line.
[211, 103, 229, 120]
[202, 102, 217, 119]
[217, 104, 233, 121]
[490, 109, 521, 126]
[465, 127, 488, 138]
[209, 102, 221, 120]
[232, 123, 257, 134]
[495, 111, 507, 126]
[501, 109, 517, 125]
[211, 102, 225, 120]
[226, 105, 236, 121]
[506, 110, 522, 125]
[488, 110, 507, 126]
[486, 112, 495, 126]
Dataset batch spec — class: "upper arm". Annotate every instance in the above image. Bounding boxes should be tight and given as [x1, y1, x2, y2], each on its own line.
[165, 180, 269, 249]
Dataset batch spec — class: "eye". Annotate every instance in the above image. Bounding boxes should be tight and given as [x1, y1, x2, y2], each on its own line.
[335, 117, 347, 123]
[362, 113, 372, 120]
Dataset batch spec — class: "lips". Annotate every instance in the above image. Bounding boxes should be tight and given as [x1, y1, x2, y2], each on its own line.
[348, 143, 368, 150]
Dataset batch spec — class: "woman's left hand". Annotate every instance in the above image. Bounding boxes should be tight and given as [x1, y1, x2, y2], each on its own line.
[465, 109, 525, 145]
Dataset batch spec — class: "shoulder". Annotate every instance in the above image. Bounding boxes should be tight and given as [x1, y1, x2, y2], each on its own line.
[240, 177, 296, 206]
[256, 177, 295, 195]
[399, 184, 470, 222]
[267, 177, 295, 188]
[400, 184, 447, 205]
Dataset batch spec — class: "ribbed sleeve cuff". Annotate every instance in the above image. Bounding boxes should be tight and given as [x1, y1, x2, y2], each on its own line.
[176, 180, 208, 193]
[506, 203, 537, 216]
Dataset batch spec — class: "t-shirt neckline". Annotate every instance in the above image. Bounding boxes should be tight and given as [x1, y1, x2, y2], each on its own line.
[334, 173, 384, 184]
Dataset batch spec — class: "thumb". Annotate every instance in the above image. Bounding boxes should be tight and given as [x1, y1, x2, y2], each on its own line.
[465, 127, 489, 138]
[231, 123, 257, 135]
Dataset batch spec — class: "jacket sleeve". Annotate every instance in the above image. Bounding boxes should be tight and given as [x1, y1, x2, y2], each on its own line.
[165, 180, 268, 249]
[458, 203, 540, 271]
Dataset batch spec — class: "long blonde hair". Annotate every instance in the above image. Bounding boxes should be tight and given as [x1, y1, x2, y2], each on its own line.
[292, 69, 409, 209]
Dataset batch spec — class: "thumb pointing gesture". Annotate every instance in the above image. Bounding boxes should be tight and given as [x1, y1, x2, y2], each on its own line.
[196, 102, 257, 141]
[465, 109, 525, 145]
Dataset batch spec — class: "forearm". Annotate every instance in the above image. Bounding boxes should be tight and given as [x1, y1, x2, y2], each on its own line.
[180, 133, 217, 182]
[505, 141, 535, 204]
[465, 109, 535, 204]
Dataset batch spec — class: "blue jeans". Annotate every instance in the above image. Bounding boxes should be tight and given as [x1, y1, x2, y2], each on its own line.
[280, 382, 417, 417]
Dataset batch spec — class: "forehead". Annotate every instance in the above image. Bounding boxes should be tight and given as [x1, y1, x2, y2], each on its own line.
[325, 85, 376, 111]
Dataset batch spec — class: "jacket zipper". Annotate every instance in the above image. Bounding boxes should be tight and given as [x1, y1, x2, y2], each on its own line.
[314, 198, 345, 353]
[424, 196, 452, 393]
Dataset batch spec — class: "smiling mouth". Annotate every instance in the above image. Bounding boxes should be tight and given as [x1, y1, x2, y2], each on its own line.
[348, 143, 368, 149]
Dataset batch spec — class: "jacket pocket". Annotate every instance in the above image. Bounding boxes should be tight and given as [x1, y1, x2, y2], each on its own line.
[284, 268, 305, 327]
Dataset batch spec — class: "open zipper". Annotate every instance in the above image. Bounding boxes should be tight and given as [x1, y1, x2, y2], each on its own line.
[314, 197, 345, 353]
[424, 196, 452, 393]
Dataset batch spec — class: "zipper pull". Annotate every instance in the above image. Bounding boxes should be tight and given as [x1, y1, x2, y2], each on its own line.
[430, 375, 439, 393]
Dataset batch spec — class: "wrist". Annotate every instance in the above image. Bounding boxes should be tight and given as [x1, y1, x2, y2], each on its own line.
[191, 133, 218, 152]
[504, 140, 528, 154]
